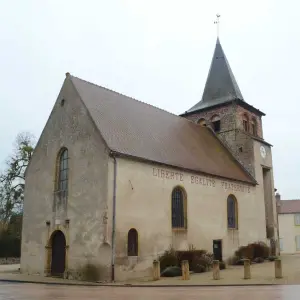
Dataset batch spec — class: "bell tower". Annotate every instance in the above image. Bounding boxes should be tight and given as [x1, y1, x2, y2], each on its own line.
[181, 38, 279, 254]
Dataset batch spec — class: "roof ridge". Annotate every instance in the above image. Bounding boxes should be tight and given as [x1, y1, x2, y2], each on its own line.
[70, 75, 181, 118]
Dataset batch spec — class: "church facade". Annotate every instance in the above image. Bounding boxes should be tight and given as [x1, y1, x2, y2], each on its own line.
[21, 38, 278, 281]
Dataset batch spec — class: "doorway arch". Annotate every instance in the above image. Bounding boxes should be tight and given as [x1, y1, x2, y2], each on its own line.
[50, 230, 66, 276]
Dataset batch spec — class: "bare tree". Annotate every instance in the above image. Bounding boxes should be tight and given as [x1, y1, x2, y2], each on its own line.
[0, 132, 35, 224]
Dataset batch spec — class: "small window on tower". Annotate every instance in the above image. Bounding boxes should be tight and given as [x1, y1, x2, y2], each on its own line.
[211, 115, 221, 132]
[251, 118, 257, 136]
[242, 114, 249, 132]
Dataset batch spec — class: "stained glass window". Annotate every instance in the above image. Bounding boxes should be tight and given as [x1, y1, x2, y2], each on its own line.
[227, 195, 237, 229]
[172, 188, 185, 228]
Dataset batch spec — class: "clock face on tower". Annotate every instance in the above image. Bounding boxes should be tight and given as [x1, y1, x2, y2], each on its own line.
[260, 145, 266, 159]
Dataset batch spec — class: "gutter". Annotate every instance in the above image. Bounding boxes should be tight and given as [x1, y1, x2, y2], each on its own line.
[110, 152, 117, 282]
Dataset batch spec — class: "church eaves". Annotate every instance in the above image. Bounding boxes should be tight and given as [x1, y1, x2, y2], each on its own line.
[185, 38, 244, 113]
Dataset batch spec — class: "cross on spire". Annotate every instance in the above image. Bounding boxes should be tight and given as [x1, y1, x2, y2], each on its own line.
[214, 14, 221, 38]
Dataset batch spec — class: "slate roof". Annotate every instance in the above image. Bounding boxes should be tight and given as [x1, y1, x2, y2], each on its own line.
[70, 75, 255, 184]
[278, 200, 300, 214]
[185, 38, 244, 114]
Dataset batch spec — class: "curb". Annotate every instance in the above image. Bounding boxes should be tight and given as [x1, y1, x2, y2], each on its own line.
[0, 279, 284, 287]
[0, 279, 101, 287]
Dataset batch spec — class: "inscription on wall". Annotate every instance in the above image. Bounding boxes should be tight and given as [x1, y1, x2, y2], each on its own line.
[152, 168, 183, 181]
[221, 181, 250, 193]
[152, 167, 251, 193]
[191, 175, 215, 187]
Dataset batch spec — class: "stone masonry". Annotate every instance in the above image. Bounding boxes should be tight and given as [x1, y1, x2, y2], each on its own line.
[184, 102, 263, 178]
[183, 101, 278, 249]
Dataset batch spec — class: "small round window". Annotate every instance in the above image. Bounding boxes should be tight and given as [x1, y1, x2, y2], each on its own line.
[60, 99, 65, 107]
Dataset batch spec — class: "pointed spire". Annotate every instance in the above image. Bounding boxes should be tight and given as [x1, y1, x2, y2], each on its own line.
[186, 38, 244, 113]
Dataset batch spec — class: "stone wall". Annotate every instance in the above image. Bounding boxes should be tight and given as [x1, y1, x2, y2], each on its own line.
[236, 105, 263, 139]
[112, 157, 268, 281]
[21, 76, 111, 277]
[0, 258, 20, 265]
[184, 103, 236, 132]
[183, 103, 278, 252]
[184, 103, 256, 176]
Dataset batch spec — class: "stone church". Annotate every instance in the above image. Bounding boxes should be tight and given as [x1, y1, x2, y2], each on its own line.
[21, 38, 278, 281]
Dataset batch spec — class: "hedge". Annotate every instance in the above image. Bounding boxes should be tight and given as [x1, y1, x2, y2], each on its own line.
[0, 235, 21, 258]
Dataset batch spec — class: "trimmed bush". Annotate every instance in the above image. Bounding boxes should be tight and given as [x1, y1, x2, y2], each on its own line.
[253, 257, 264, 263]
[190, 252, 213, 273]
[159, 247, 214, 273]
[267, 256, 278, 262]
[0, 233, 21, 258]
[252, 242, 270, 259]
[159, 248, 178, 272]
[161, 266, 182, 277]
[235, 245, 254, 260]
[235, 242, 270, 261]
[177, 249, 208, 270]
[219, 261, 226, 270]
[192, 256, 209, 273]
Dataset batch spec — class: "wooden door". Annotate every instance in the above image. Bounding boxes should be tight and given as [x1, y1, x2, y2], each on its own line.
[51, 230, 66, 277]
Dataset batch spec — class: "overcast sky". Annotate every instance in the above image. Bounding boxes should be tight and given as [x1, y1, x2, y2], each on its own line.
[0, 0, 298, 199]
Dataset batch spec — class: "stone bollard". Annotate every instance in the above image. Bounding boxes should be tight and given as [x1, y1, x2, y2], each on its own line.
[213, 260, 220, 280]
[153, 260, 160, 281]
[275, 258, 283, 279]
[181, 260, 190, 280]
[243, 259, 251, 279]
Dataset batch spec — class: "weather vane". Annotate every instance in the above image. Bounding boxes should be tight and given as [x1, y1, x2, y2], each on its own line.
[214, 14, 221, 38]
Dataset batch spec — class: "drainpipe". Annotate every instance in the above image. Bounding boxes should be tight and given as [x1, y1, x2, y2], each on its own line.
[111, 153, 117, 282]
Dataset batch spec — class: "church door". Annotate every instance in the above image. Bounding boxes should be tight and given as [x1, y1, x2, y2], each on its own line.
[213, 240, 223, 262]
[51, 230, 66, 277]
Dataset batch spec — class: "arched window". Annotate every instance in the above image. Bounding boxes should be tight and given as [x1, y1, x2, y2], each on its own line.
[197, 118, 207, 127]
[171, 187, 187, 229]
[242, 114, 249, 132]
[251, 118, 257, 136]
[127, 228, 138, 256]
[227, 195, 238, 229]
[211, 115, 221, 132]
[57, 148, 69, 193]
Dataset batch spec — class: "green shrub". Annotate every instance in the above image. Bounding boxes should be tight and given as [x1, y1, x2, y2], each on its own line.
[235, 245, 254, 260]
[267, 256, 278, 262]
[252, 242, 270, 259]
[0, 232, 21, 258]
[159, 246, 214, 274]
[161, 266, 182, 277]
[177, 249, 208, 269]
[192, 256, 208, 273]
[253, 257, 264, 263]
[235, 242, 270, 261]
[159, 248, 178, 272]
[219, 261, 226, 270]
[236, 259, 245, 265]
[191, 252, 213, 273]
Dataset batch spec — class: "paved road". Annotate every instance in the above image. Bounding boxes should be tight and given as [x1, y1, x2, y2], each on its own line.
[0, 283, 299, 299]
